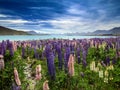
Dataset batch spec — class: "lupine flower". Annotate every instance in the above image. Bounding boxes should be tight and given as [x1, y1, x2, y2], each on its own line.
[0, 55, 4, 70]
[43, 80, 49, 90]
[12, 83, 21, 90]
[105, 57, 110, 66]
[45, 45, 56, 80]
[107, 62, 114, 70]
[104, 77, 108, 83]
[12, 41, 17, 51]
[76, 47, 81, 64]
[22, 47, 25, 58]
[99, 70, 103, 78]
[64, 46, 70, 72]
[27, 57, 30, 62]
[104, 70, 109, 77]
[0, 41, 6, 55]
[56, 44, 62, 70]
[35, 65, 42, 80]
[82, 48, 87, 67]
[14, 67, 21, 86]
[9, 42, 14, 56]
[70, 43, 75, 55]
[68, 54, 75, 76]
[90, 61, 96, 71]
[34, 48, 39, 59]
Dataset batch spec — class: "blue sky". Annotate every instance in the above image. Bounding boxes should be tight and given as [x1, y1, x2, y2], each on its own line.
[0, 0, 120, 34]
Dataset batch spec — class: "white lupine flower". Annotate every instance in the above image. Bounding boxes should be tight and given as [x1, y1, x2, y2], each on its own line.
[90, 61, 95, 71]
[99, 70, 103, 78]
[104, 70, 109, 77]
[102, 42, 106, 49]
[109, 65, 114, 70]
[0, 55, 4, 70]
[98, 45, 102, 48]
[104, 77, 108, 83]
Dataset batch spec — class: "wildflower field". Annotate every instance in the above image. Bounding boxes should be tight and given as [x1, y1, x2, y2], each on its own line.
[0, 38, 120, 90]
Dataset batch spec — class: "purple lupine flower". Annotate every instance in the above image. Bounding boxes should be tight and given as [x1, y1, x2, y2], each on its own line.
[64, 46, 70, 72]
[116, 38, 120, 58]
[22, 47, 25, 58]
[34, 48, 39, 59]
[0, 40, 6, 55]
[56, 44, 62, 70]
[70, 43, 75, 55]
[12, 83, 21, 90]
[45, 45, 56, 80]
[82, 48, 87, 67]
[76, 47, 81, 64]
[105, 57, 110, 66]
[8, 42, 14, 56]
[64, 53, 68, 72]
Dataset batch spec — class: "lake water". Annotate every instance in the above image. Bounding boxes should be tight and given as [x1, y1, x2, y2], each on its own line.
[0, 35, 117, 41]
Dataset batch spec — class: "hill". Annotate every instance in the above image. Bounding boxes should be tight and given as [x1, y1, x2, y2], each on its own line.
[0, 26, 29, 35]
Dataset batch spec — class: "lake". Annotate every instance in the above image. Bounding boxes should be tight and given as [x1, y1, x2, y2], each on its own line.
[0, 35, 117, 41]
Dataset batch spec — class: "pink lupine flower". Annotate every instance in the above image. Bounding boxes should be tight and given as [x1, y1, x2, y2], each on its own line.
[14, 67, 21, 86]
[43, 80, 49, 90]
[12, 41, 17, 51]
[0, 55, 4, 70]
[118, 51, 120, 57]
[35, 65, 42, 80]
[90, 40, 94, 47]
[68, 54, 75, 76]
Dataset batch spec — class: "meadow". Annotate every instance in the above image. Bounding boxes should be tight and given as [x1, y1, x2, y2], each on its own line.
[0, 38, 120, 90]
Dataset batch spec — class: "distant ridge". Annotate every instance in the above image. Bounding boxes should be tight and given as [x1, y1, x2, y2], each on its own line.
[27, 31, 38, 35]
[0, 26, 29, 35]
[0, 26, 120, 35]
[92, 27, 120, 35]
[66, 27, 120, 36]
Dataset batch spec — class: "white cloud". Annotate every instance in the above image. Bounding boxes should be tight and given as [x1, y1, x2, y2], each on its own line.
[67, 5, 88, 16]
[0, 14, 8, 17]
[0, 19, 29, 24]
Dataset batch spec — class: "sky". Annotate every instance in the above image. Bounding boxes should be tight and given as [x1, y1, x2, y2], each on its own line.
[0, 0, 120, 34]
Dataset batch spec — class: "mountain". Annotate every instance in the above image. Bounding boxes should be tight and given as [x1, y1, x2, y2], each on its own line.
[27, 31, 38, 35]
[65, 27, 120, 36]
[109, 27, 120, 35]
[0, 26, 29, 35]
[92, 27, 120, 35]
